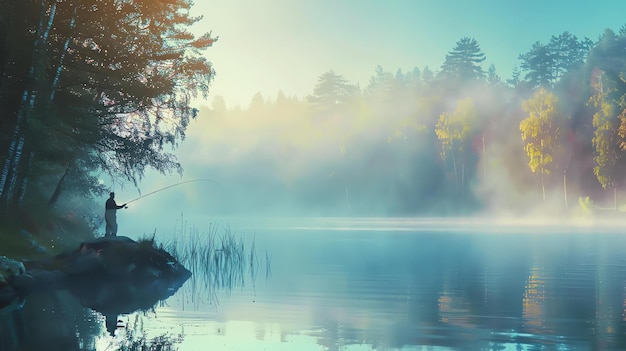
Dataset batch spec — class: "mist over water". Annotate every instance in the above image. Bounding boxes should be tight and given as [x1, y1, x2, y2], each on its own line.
[94, 217, 626, 351]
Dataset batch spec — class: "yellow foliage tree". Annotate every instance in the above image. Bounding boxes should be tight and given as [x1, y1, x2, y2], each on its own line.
[520, 88, 560, 201]
[592, 72, 620, 208]
[435, 98, 477, 191]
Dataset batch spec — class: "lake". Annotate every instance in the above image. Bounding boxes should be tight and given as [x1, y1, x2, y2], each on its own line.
[6, 217, 626, 350]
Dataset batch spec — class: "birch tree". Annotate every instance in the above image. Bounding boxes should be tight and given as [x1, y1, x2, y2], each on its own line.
[0, 0, 58, 206]
[519, 88, 560, 201]
[591, 72, 621, 208]
[585, 30, 626, 209]
[435, 98, 477, 193]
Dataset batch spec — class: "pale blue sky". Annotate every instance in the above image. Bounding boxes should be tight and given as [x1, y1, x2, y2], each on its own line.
[190, 0, 626, 108]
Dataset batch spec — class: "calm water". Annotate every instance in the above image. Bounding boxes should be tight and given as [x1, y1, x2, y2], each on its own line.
[8, 217, 626, 350]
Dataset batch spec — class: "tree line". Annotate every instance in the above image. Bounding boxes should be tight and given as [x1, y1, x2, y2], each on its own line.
[3, 0, 626, 217]
[201, 29, 626, 216]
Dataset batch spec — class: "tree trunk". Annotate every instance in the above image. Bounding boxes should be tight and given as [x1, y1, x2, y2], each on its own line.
[48, 163, 71, 207]
[0, 1, 57, 206]
[0, 92, 29, 202]
[563, 171, 568, 209]
[461, 162, 465, 197]
[541, 171, 546, 201]
[50, 5, 74, 101]
[16, 150, 35, 205]
[1, 135, 26, 206]
[482, 133, 487, 181]
[452, 153, 458, 191]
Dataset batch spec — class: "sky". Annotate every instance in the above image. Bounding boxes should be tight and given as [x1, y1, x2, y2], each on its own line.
[190, 0, 626, 108]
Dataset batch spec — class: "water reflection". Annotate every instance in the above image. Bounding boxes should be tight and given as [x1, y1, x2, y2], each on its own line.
[1, 291, 100, 350]
[3, 217, 626, 350]
[0, 222, 264, 350]
[148, 218, 626, 351]
[97, 314, 184, 351]
[159, 222, 271, 308]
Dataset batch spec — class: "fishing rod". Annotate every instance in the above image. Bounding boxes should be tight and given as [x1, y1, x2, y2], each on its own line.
[123, 178, 220, 205]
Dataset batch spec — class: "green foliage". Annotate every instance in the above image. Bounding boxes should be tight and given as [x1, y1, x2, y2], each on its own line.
[439, 37, 486, 82]
[366, 65, 395, 95]
[307, 70, 357, 110]
[518, 31, 592, 88]
[486, 64, 503, 86]
[519, 41, 555, 88]
[507, 66, 522, 88]
[549, 32, 593, 80]
[0, 0, 217, 207]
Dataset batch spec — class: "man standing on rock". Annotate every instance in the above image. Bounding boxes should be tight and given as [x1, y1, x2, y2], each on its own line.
[105, 192, 127, 236]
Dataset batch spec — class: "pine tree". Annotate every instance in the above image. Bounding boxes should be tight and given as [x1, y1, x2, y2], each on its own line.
[307, 70, 357, 111]
[518, 32, 592, 89]
[439, 37, 486, 82]
[0, 0, 217, 207]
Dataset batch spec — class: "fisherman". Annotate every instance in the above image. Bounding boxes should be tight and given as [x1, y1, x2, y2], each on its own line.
[104, 192, 127, 236]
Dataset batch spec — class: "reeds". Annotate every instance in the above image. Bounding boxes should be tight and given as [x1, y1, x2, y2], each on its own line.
[155, 215, 271, 309]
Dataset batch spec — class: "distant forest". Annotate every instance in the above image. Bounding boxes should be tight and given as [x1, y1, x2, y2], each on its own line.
[2, 0, 626, 218]
[198, 30, 626, 216]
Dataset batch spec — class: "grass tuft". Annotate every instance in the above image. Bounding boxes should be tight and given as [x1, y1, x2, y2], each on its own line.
[153, 217, 270, 308]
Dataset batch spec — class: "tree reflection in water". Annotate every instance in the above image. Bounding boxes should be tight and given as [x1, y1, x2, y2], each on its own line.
[99, 314, 183, 351]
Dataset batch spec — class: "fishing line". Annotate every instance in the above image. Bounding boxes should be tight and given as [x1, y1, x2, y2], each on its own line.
[124, 178, 220, 205]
